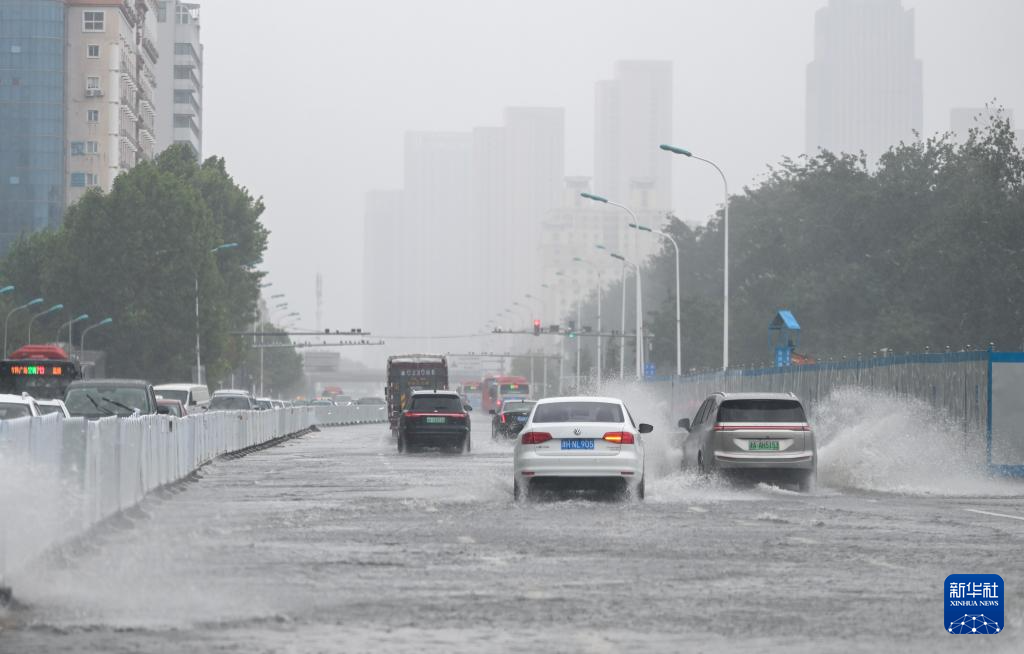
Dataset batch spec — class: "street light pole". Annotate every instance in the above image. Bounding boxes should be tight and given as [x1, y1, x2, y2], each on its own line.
[27, 304, 63, 343]
[608, 254, 643, 379]
[80, 318, 113, 373]
[572, 257, 602, 392]
[58, 314, 89, 357]
[630, 222, 682, 376]
[2, 293, 38, 359]
[661, 144, 730, 370]
[196, 242, 239, 385]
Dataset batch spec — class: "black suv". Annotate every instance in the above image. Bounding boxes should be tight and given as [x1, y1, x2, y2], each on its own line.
[491, 399, 536, 440]
[64, 379, 165, 419]
[398, 390, 471, 454]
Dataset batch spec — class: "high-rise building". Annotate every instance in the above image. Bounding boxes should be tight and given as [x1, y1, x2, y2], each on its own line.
[806, 0, 922, 159]
[65, 0, 159, 207]
[154, 0, 202, 157]
[594, 61, 673, 211]
[950, 107, 1015, 142]
[362, 190, 403, 339]
[0, 0, 67, 253]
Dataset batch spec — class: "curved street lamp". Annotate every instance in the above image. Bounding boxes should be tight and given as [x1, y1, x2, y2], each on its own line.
[58, 314, 90, 353]
[573, 256, 603, 390]
[4, 296, 42, 358]
[629, 222, 682, 376]
[196, 242, 240, 385]
[27, 303, 64, 344]
[661, 144, 730, 370]
[80, 318, 113, 365]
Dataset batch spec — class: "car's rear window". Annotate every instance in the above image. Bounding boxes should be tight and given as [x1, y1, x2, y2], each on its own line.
[501, 401, 535, 414]
[410, 396, 463, 412]
[533, 402, 623, 423]
[209, 396, 251, 411]
[0, 403, 32, 419]
[717, 399, 806, 423]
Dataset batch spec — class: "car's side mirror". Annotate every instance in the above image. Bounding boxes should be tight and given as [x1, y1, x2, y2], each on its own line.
[638, 423, 654, 434]
[488, 409, 496, 415]
[464, 405, 473, 412]
[678, 418, 691, 431]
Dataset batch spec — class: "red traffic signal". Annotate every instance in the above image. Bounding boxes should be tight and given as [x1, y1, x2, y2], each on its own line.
[533, 319, 541, 336]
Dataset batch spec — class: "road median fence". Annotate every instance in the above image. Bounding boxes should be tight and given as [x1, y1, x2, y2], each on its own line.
[0, 404, 386, 591]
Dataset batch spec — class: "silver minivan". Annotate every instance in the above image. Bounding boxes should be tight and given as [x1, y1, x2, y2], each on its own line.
[154, 383, 211, 411]
[679, 392, 817, 491]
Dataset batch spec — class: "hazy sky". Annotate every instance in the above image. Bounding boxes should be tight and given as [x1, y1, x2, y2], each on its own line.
[202, 0, 1024, 333]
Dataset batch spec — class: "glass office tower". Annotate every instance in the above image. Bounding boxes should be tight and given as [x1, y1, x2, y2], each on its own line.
[0, 0, 66, 254]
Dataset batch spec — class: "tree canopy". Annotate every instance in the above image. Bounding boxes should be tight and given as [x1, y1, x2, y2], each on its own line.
[586, 116, 1024, 373]
[1, 145, 276, 385]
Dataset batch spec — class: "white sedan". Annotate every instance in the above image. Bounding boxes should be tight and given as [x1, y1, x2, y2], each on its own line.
[513, 396, 650, 501]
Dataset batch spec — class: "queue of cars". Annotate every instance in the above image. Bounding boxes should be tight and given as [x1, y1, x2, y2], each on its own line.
[397, 382, 817, 501]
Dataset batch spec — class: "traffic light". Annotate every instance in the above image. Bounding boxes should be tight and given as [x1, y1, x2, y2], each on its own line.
[533, 319, 541, 336]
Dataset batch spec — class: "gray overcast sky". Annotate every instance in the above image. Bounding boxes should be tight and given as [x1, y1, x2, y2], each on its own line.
[201, 0, 1024, 333]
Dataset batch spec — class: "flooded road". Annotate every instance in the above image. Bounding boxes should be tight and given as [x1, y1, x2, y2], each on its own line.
[2, 419, 1022, 653]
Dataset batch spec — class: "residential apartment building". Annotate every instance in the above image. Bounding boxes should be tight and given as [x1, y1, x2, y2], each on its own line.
[0, 0, 67, 253]
[65, 0, 158, 205]
[806, 0, 923, 159]
[154, 0, 201, 157]
[594, 61, 673, 211]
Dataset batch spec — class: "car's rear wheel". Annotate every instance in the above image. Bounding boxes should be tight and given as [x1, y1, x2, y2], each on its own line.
[513, 478, 527, 502]
[633, 476, 645, 501]
[798, 469, 816, 493]
[697, 452, 707, 478]
[397, 432, 406, 453]
[462, 434, 471, 454]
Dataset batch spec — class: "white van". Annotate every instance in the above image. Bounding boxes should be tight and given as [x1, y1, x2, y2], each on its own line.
[154, 383, 211, 411]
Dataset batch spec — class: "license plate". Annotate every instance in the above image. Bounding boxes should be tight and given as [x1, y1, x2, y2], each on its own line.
[561, 439, 594, 450]
[748, 440, 779, 451]
[425, 416, 446, 424]
[516, 416, 527, 423]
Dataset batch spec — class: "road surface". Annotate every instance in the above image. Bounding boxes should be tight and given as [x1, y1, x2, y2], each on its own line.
[2, 419, 1022, 653]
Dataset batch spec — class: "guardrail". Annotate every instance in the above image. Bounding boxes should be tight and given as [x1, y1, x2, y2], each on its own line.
[0, 404, 387, 594]
[650, 350, 1023, 476]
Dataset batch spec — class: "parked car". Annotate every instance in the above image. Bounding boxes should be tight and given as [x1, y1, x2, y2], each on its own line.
[154, 383, 211, 411]
[207, 389, 256, 412]
[157, 398, 187, 418]
[64, 379, 163, 419]
[491, 399, 536, 440]
[0, 393, 41, 419]
[512, 396, 650, 501]
[36, 398, 71, 418]
[678, 392, 817, 492]
[255, 397, 274, 411]
[397, 390, 472, 454]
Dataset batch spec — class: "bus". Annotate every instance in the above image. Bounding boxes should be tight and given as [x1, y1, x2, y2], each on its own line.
[458, 381, 482, 411]
[481, 375, 529, 414]
[0, 345, 81, 400]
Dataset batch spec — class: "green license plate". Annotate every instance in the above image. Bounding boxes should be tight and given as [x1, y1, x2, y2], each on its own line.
[748, 440, 779, 451]
[425, 416, 446, 424]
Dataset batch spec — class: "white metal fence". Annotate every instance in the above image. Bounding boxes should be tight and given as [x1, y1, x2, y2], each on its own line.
[0, 404, 386, 588]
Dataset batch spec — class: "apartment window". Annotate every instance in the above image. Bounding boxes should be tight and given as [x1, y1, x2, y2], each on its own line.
[86, 76, 100, 90]
[10, 45, 21, 54]
[86, 173, 99, 187]
[173, 115, 191, 128]
[87, 141, 99, 154]
[71, 141, 86, 156]
[176, 5, 190, 24]
[70, 173, 86, 188]
[83, 11, 105, 32]
[173, 89, 192, 104]
[87, 44, 100, 58]
[8, 177, 19, 185]
[87, 109, 100, 122]
[174, 66, 191, 80]
[156, 1, 168, 22]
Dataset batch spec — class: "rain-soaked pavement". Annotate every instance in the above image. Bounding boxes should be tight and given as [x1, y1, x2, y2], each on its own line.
[2, 419, 1023, 653]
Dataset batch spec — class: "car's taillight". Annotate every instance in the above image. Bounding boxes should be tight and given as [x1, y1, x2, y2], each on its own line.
[521, 431, 552, 445]
[602, 431, 635, 444]
[500, 414, 506, 424]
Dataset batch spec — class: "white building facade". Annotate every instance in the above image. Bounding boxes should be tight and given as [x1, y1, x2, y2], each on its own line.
[154, 0, 202, 157]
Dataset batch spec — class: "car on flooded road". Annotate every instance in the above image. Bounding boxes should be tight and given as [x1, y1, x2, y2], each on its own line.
[491, 399, 536, 440]
[397, 390, 472, 454]
[513, 396, 650, 501]
[679, 392, 817, 491]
